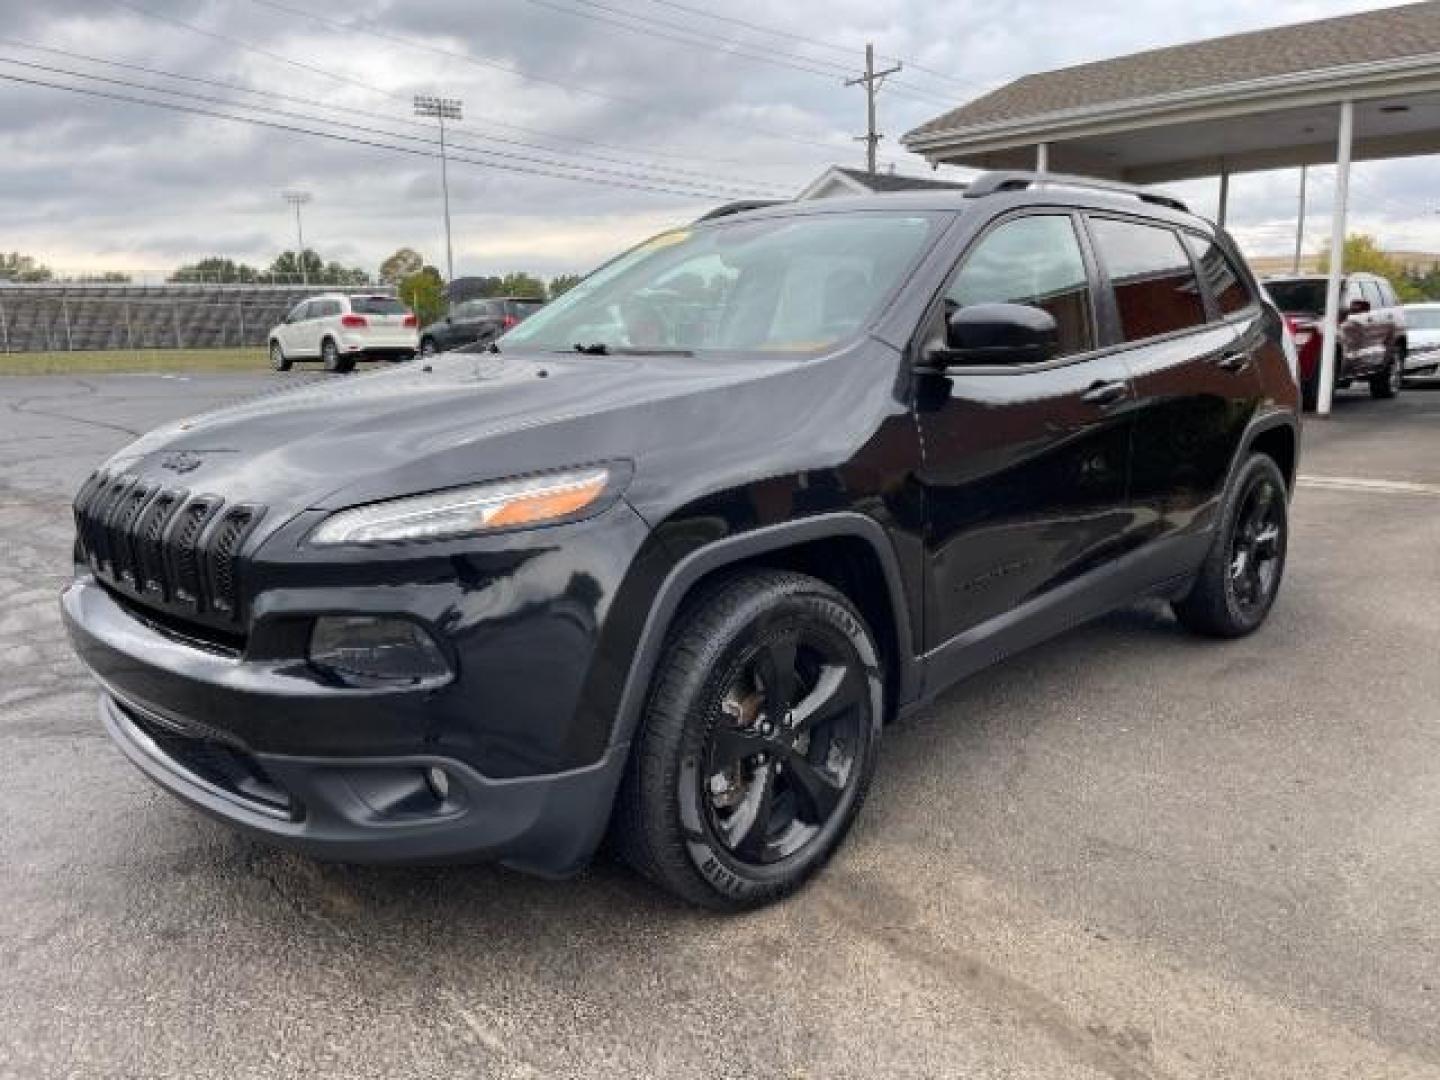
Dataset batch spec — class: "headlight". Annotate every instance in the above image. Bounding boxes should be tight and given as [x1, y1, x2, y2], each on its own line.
[308, 466, 615, 546]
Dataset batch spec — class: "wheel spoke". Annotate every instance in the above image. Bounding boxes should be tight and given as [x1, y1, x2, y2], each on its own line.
[790, 663, 865, 732]
[756, 636, 799, 715]
[783, 752, 844, 824]
[730, 760, 776, 861]
[1252, 523, 1281, 559]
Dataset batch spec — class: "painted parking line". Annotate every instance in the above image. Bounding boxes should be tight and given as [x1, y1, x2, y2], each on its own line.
[1298, 475, 1440, 496]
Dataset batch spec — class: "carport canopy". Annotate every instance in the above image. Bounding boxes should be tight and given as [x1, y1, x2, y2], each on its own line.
[903, 1, 1440, 414]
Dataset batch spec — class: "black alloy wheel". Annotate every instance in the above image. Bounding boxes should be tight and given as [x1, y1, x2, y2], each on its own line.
[1173, 454, 1289, 638]
[698, 629, 866, 866]
[1225, 473, 1285, 620]
[614, 570, 883, 910]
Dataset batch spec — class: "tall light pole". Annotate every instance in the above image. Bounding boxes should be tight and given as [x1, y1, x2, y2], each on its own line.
[282, 190, 312, 286]
[414, 94, 462, 282]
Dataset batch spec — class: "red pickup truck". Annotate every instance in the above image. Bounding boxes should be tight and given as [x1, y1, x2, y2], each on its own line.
[1264, 273, 1407, 409]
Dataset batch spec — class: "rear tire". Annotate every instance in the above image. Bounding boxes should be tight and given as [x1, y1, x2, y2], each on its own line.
[1370, 346, 1402, 399]
[322, 338, 353, 374]
[1173, 454, 1288, 638]
[269, 340, 292, 372]
[420, 337, 439, 358]
[612, 570, 883, 911]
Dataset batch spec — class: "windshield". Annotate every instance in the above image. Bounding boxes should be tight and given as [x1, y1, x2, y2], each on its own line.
[1265, 279, 1328, 314]
[502, 212, 941, 354]
[1406, 307, 1440, 330]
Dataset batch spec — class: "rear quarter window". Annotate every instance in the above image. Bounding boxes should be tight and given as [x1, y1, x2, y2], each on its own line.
[1089, 217, 1207, 341]
[1183, 234, 1254, 317]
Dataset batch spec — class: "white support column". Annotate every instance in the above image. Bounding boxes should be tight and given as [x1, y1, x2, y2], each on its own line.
[1035, 142, 1049, 176]
[1318, 100, 1354, 417]
[1217, 161, 1230, 228]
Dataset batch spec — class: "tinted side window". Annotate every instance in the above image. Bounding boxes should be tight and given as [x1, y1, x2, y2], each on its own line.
[287, 301, 309, 322]
[947, 215, 1096, 358]
[1184, 234, 1253, 316]
[1379, 281, 1397, 308]
[326, 300, 344, 317]
[1360, 281, 1382, 309]
[1090, 218, 1207, 341]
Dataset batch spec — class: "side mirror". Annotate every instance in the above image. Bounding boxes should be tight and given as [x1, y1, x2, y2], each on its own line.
[926, 303, 1059, 368]
[1347, 298, 1371, 316]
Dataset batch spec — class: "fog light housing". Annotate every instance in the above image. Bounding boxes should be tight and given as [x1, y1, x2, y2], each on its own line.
[309, 616, 450, 685]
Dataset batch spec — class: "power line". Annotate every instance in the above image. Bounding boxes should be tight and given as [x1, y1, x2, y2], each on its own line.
[0, 37, 790, 197]
[107, 0, 827, 166]
[522, 0, 959, 106]
[530, 0, 855, 78]
[234, 0, 846, 153]
[0, 68, 769, 201]
[0, 55, 776, 199]
[623, 0, 986, 91]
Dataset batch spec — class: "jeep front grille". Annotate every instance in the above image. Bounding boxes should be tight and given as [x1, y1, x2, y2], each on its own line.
[73, 471, 265, 630]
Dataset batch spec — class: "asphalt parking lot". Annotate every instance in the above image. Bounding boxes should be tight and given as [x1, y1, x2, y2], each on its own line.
[2, 371, 1438, 1079]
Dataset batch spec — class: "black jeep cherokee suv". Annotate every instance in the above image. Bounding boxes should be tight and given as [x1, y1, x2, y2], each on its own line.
[62, 173, 1300, 910]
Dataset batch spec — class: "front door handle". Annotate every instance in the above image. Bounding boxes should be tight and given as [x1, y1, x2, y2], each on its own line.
[1081, 379, 1128, 406]
[1216, 351, 1251, 372]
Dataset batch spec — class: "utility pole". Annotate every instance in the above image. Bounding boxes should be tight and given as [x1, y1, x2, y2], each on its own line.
[846, 43, 901, 175]
[282, 190, 312, 286]
[1292, 165, 1308, 275]
[414, 94, 463, 282]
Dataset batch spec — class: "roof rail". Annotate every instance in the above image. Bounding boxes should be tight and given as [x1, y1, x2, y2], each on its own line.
[963, 171, 1189, 214]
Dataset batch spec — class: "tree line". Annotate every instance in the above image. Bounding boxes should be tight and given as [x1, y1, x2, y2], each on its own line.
[1, 249, 584, 322]
[1316, 234, 1440, 303]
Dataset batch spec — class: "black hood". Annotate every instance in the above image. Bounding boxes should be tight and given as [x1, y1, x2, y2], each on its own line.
[101, 343, 899, 535]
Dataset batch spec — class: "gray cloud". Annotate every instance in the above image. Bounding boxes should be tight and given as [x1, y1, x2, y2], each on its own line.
[0, 0, 1432, 283]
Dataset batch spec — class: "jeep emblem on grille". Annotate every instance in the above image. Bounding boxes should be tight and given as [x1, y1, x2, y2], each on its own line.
[160, 451, 204, 474]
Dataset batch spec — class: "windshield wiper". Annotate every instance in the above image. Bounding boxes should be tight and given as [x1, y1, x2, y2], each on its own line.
[571, 343, 694, 357]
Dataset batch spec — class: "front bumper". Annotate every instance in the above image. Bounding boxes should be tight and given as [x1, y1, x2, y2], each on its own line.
[100, 689, 626, 874]
[59, 494, 657, 873]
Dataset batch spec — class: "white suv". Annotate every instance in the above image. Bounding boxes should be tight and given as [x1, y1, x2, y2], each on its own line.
[268, 293, 418, 373]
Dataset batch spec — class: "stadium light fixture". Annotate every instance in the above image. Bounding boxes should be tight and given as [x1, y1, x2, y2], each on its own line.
[282, 190, 313, 286]
[413, 95, 463, 283]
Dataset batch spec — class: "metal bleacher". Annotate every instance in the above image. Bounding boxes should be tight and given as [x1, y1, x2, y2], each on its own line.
[0, 283, 390, 353]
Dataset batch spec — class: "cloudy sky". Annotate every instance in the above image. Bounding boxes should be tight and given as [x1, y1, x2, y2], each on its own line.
[0, 0, 1433, 282]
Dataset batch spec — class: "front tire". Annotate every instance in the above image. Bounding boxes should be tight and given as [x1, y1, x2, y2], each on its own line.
[1173, 454, 1289, 638]
[269, 340, 292, 372]
[613, 570, 883, 910]
[1370, 346, 1402, 399]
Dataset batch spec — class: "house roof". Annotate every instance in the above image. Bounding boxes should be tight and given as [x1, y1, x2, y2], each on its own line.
[831, 166, 966, 192]
[906, 1, 1440, 142]
[797, 165, 967, 200]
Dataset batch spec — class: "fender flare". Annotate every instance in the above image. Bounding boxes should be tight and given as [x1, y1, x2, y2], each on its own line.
[607, 512, 919, 752]
[1230, 409, 1301, 495]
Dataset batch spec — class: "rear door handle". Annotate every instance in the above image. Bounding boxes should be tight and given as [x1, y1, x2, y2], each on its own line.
[1217, 351, 1251, 372]
[1081, 379, 1128, 406]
